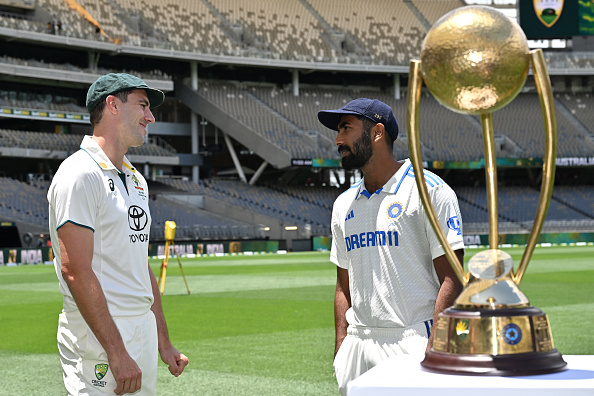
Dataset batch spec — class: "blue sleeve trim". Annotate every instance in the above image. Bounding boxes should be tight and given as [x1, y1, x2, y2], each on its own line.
[56, 220, 95, 232]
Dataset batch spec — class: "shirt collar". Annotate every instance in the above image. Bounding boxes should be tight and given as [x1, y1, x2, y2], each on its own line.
[355, 159, 412, 200]
[80, 135, 135, 174]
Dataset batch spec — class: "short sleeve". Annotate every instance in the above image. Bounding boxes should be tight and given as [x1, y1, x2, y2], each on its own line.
[330, 203, 348, 269]
[425, 185, 465, 260]
[48, 166, 101, 232]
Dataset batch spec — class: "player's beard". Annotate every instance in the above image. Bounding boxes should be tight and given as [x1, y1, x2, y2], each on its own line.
[339, 128, 373, 171]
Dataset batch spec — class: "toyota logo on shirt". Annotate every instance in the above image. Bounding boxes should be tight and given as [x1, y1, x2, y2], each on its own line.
[128, 205, 148, 231]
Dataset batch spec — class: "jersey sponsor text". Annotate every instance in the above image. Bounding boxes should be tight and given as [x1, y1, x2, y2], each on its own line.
[345, 230, 398, 252]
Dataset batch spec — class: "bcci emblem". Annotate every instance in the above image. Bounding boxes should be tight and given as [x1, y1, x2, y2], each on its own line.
[533, 0, 564, 28]
[387, 202, 403, 220]
[95, 364, 108, 380]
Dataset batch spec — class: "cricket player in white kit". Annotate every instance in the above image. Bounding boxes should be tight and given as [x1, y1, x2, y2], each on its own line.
[318, 99, 464, 395]
[48, 73, 188, 395]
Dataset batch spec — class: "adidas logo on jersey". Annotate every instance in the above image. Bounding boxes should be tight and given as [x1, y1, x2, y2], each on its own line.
[345, 210, 354, 221]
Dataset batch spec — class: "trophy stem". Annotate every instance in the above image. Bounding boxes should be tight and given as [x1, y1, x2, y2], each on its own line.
[480, 113, 499, 250]
[407, 59, 468, 286]
[514, 49, 557, 285]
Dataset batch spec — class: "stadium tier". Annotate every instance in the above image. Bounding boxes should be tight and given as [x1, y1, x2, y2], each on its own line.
[5, 77, 593, 162]
[0, 0, 592, 246]
[457, 185, 594, 234]
[0, 129, 176, 157]
[5, 0, 461, 62]
[0, 177, 50, 229]
[2, 169, 593, 242]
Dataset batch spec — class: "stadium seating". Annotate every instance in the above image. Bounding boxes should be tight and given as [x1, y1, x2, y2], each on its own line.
[0, 0, 589, 72]
[456, 185, 594, 234]
[196, 81, 336, 159]
[211, 0, 337, 62]
[3, 0, 461, 63]
[411, 0, 465, 25]
[0, 129, 176, 157]
[6, 169, 592, 239]
[116, 0, 236, 52]
[309, 0, 417, 64]
[0, 177, 50, 228]
[149, 195, 262, 239]
[5, 78, 591, 162]
[158, 177, 337, 228]
[1, 0, 592, 242]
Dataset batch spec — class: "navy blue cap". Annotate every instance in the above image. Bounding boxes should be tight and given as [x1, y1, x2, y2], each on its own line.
[317, 98, 399, 140]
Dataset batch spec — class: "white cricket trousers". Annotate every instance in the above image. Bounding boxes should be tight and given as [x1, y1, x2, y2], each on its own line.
[333, 321, 432, 396]
[57, 309, 158, 396]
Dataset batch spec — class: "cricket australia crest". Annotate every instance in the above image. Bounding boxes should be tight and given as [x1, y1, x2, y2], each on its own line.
[95, 364, 108, 380]
[533, 0, 564, 28]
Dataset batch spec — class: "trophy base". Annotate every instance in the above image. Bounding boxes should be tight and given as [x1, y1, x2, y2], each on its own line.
[421, 306, 567, 376]
[421, 349, 567, 376]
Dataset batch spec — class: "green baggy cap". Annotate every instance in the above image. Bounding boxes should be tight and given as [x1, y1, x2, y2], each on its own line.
[86, 73, 165, 114]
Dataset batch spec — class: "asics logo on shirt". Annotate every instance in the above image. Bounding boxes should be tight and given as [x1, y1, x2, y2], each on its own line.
[447, 216, 462, 235]
[345, 230, 398, 252]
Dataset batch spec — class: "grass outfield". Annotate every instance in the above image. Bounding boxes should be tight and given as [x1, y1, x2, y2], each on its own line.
[0, 245, 592, 395]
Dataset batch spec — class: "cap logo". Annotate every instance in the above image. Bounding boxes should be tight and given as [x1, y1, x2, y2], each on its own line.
[374, 114, 382, 119]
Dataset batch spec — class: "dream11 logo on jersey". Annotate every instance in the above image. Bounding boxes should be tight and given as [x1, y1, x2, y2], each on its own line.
[128, 205, 149, 243]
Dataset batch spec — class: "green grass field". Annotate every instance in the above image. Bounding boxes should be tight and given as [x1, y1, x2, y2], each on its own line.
[0, 245, 593, 395]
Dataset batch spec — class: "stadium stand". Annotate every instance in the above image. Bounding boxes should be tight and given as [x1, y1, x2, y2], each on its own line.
[0, 177, 49, 228]
[457, 185, 594, 234]
[149, 194, 263, 239]
[306, 0, 434, 64]
[555, 93, 594, 152]
[0, 0, 588, 70]
[211, 0, 338, 62]
[2, 0, 464, 63]
[196, 80, 336, 159]
[0, 129, 176, 157]
[36, 0, 111, 40]
[158, 177, 335, 227]
[551, 186, 594, 220]
[12, 75, 591, 162]
[0, 55, 171, 83]
[0, 0, 592, 245]
[412, 0, 465, 25]
[116, 0, 236, 52]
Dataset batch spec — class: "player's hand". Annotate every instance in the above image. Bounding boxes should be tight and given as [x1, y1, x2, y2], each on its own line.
[109, 352, 142, 395]
[160, 345, 189, 377]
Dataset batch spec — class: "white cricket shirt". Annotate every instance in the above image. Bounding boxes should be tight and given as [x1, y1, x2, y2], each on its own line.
[48, 136, 153, 316]
[330, 159, 464, 328]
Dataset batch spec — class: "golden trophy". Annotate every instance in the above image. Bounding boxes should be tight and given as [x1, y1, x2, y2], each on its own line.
[406, 6, 567, 375]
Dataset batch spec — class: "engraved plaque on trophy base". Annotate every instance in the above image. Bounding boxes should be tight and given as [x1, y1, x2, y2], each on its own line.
[421, 306, 567, 376]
